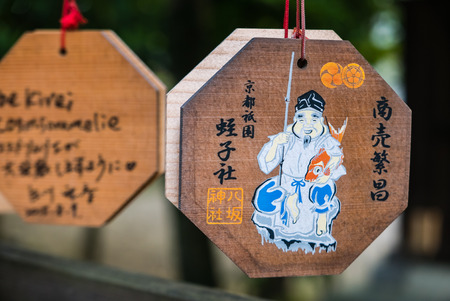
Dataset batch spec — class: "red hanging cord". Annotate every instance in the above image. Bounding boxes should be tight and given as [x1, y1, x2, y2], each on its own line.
[60, 0, 87, 53]
[295, 0, 300, 36]
[300, 0, 306, 60]
[283, 0, 289, 38]
[284, 0, 307, 62]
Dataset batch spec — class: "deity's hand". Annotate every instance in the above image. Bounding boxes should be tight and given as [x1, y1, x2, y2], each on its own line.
[273, 132, 290, 145]
[325, 156, 340, 173]
[315, 174, 331, 184]
[265, 132, 290, 163]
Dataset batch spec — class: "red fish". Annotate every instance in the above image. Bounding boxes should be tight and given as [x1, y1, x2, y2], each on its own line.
[305, 118, 347, 182]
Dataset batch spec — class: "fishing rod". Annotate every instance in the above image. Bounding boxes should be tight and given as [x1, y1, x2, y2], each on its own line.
[278, 51, 295, 186]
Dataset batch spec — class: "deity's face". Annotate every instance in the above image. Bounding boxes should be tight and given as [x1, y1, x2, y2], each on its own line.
[292, 109, 325, 139]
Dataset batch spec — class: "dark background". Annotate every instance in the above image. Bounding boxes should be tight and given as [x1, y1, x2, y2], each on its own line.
[1, 0, 449, 300]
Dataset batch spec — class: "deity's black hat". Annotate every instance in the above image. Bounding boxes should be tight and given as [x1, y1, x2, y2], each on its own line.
[295, 90, 326, 113]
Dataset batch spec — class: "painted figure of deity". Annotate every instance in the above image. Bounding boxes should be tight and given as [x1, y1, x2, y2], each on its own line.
[252, 90, 347, 253]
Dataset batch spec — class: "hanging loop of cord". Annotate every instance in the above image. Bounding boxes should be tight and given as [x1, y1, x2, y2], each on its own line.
[60, 0, 87, 54]
[283, 0, 307, 66]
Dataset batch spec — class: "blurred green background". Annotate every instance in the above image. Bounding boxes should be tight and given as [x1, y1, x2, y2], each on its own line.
[0, 0, 404, 92]
[1, 0, 449, 300]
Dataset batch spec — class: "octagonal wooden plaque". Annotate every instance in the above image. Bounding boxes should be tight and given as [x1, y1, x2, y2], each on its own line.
[179, 38, 411, 277]
[0, 30, 165, 226]
[166, 29, 342, 206]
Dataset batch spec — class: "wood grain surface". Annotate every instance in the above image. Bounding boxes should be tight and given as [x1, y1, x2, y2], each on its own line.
[179, 38, 411, 277]
[102, 31, 166, 175]
[166, 29, 341, 207]
[0, 30, 165, 225]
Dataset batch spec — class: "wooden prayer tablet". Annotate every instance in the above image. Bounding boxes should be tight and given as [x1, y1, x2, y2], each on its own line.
[0, 30, 166, 226]
[179, 38, 411, 277]
[166, 29, 342, 207]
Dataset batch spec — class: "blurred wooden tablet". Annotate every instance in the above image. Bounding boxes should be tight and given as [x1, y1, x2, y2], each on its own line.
[0, 30, 165, 226]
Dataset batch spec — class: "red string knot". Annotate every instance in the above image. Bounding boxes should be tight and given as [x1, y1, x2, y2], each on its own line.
[60, 0, 87, 30]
